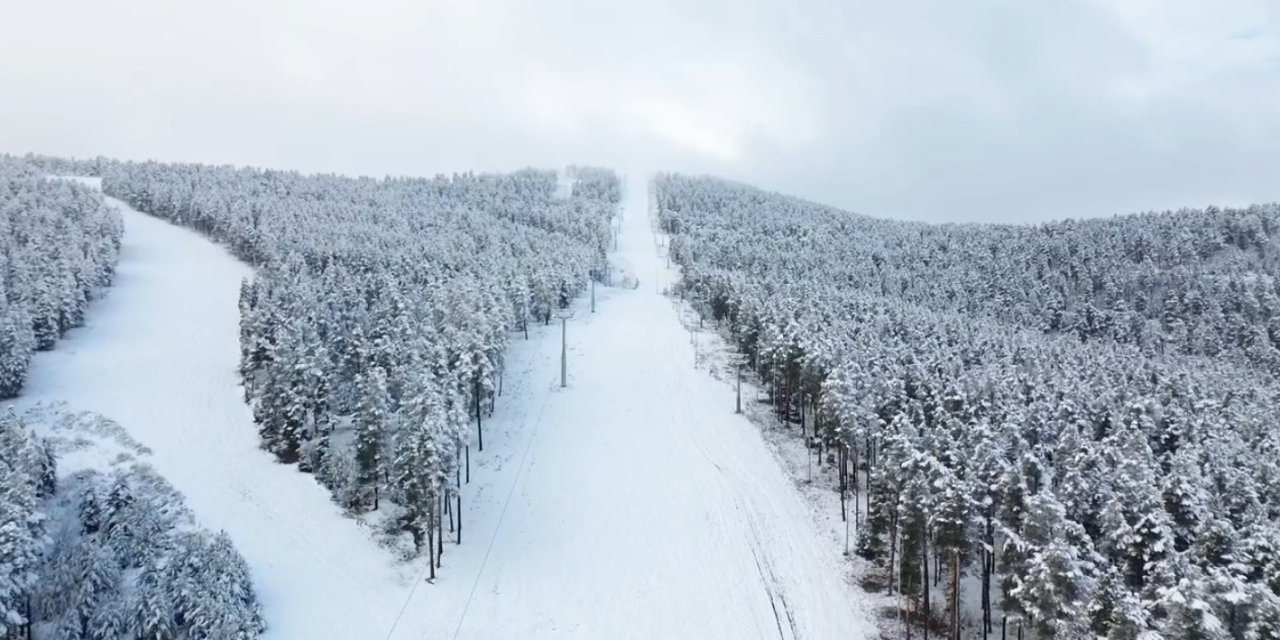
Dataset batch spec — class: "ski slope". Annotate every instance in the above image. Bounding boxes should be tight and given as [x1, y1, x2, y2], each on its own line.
[15, 175, 873, 639]
[14, 178, 438, 639]
[391, 173, 876, 639]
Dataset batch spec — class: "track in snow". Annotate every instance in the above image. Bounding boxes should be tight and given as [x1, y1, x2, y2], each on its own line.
[15, 175, 874, 640]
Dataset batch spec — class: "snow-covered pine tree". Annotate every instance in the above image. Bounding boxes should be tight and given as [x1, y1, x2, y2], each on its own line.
[354, 366, 390, 511]
[0, 412, 46, 638]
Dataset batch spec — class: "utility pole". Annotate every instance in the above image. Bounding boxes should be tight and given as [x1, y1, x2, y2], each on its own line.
[807, 437, 813, 483]
[728, 352, 748, 414]
[736, 364, 743, 413]
[692, 330, 699, 367]
[845, 503, 851, 556]
[556, 308, 573, 388]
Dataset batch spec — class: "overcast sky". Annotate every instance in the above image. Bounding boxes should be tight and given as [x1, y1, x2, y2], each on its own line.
[1, 0, 1277, 223]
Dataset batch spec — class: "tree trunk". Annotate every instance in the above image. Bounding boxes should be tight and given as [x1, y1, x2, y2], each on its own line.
[427, 506, 436, 581]
[839, 444, 847, 522]
[437, 494, 444, 567]
[906, 596, 913, 640]
[853, 441, 861, 527]
[984, 547, 993, 634]
[923, 535, 931, 640]
[951, 550, 960, 640]
[475, 377, 484, 451]
[800, 392, 806, 437]
[889, 509, 899, 594]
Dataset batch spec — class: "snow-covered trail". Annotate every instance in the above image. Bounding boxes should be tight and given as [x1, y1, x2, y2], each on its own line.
[14, 180, 451, 639]
[396, 174, 875, 639]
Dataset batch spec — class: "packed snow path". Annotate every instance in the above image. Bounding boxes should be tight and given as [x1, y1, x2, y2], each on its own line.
[17, 175, 872, 639]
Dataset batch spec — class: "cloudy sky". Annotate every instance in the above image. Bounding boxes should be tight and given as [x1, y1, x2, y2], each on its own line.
[1, 0, 1277, 222]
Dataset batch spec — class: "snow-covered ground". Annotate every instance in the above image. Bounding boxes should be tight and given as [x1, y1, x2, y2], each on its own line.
[14, 175, 874, 639]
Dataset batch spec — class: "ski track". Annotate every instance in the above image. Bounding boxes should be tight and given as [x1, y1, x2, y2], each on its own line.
[13, 174, 874, 640]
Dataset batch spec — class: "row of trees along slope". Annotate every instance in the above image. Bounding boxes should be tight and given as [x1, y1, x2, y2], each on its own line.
[99, 160, 619, 573]
[0, 158, 122, 398]
[655, 174, 1280, 640]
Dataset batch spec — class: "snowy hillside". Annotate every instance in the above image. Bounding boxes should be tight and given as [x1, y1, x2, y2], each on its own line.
[655, 174, 1280, 639]
[10, 185, 418, 638]
[7, 174, 875, 639]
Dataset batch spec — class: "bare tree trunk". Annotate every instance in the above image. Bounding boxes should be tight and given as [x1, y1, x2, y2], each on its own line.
[800, 392, 806, 437]
[982, 548, 991, 634]
[427, 505, 437, 581]
[951, 550, 960, 640]
[889, 509, 899, 594]
[437, 494, 444, 567]
[905, 596, 913, 640]
[475, 377, 484, 451]
[839, 444, 847, 522]
[853, 440, 861, 527]
[923, 523, 931, 640]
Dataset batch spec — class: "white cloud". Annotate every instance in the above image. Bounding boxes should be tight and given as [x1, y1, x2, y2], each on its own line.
[0, 0, 1276, 222]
